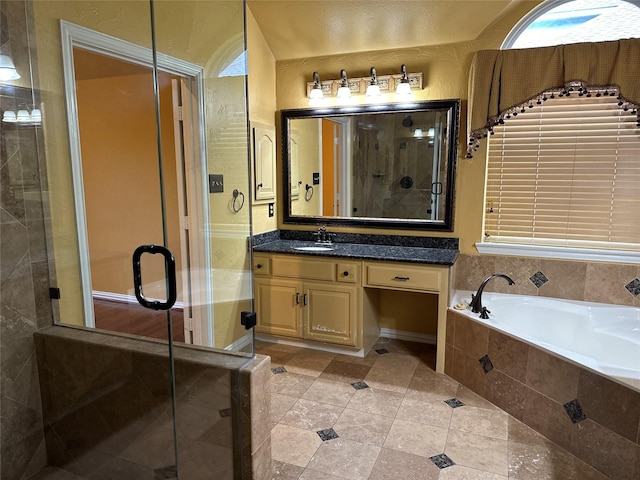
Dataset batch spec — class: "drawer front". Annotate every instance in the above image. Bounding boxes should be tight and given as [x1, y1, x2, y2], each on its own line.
[253, 255, 271, 276]
[272, 256, 335, 281]
[336, 262, 360, 284]
[365, 263, 441, 292]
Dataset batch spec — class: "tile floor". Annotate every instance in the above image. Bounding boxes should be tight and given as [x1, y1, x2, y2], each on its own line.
[258, 337, 610, 480]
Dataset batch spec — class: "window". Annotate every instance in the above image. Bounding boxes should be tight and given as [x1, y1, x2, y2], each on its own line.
[478, 0, 640, 263]
[484, 88, 640, 255]
[502, 0, 640, 49]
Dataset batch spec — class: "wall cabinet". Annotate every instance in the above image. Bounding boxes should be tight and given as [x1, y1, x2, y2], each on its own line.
[251, 124, 276, 203]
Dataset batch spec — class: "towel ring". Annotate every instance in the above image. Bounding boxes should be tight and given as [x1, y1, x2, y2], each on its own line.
[305, 184, 314, 201]
[232, 189, 245, 212]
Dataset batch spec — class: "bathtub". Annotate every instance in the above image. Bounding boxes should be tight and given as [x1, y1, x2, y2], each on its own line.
[451, 290, 640, 391]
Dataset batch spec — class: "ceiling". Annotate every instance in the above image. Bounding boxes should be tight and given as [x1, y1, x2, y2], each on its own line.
[247, 0, 524, 61]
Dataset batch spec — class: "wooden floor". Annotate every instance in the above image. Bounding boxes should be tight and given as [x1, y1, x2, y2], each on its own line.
[93, 298, 185, 342]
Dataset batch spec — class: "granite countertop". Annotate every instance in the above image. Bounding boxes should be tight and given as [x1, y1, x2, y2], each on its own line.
[252, 231, 459, 266]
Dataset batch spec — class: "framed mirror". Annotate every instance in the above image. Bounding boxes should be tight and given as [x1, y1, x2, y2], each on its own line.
[281, 99, 460, 231]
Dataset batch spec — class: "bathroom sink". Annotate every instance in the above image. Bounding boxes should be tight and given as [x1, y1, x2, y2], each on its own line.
[294, 246, 335, 252]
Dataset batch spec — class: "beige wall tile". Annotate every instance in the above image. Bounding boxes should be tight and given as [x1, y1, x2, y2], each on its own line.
[521, 387, 574, 452]
[525, 348, 580, 404]
[484, 370, 528, 421]
[570, 419, 637, 480]
[537, 260, 587, 300]
[577, 369, 640, 443]
[584, 262, 637, 306]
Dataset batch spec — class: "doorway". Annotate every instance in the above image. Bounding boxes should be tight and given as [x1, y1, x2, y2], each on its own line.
[60, 21, 221, 347]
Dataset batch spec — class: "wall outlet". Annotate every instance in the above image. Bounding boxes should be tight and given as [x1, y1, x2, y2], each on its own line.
[268, 203, 274, 217]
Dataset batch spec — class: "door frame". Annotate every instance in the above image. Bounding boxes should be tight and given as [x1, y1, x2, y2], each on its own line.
[60, 21, 214, 346]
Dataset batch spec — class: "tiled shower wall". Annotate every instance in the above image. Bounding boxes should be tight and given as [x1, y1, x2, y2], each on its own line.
[34, 327, 272, 479]
[0, 1, 50, 478]
[453, 253, 640, 306]
[448, 254, 640, 478]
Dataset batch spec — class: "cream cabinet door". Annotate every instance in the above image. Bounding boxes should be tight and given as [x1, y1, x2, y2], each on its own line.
[254, 278, 302, 337]
[303, 282, 357, 346]
[252, 124, 276, 202]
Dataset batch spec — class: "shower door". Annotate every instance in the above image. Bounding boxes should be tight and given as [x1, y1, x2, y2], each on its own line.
[34, 0, 253, 477]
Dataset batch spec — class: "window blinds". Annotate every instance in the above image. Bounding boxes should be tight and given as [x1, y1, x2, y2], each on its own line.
[485, 95, 640, 251]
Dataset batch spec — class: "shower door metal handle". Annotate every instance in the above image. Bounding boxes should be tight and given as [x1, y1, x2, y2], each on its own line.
[132, 244, 177, 311]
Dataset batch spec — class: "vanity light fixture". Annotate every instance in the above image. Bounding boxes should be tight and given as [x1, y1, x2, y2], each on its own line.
[336, 69, 351, 99]
[308, 71, 325, 106]
[0, 13, 20, 81]
[0, 54, 20, 81]
[2, 105, 42, 125]
[306, 66, 423, 104]
[395, 64, 412, 100]
[366, 67, 381, 98]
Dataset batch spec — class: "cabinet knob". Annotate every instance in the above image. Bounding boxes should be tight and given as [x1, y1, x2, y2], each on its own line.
[256, 264, 262, 269]
[343, 271, 349, 277]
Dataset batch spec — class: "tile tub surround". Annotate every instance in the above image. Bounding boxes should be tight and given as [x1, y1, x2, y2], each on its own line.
[453, 253, 640, 307]
[34, 326, 271, 480]
[252, 230, 459, 266]
[446, 309, 640, 479]
[260, 338, 609, 480]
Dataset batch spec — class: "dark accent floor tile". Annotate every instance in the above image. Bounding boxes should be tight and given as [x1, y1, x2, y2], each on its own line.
[317, 428, 339, 441]
[429, 453, 455, 469]
[375, 348, 389, 355]
[563, 399, 587, 424]
[444, 398, 465, 409]
[271, 366, 287, 374]
[530, 271, 549, 288]
[351, 381, 369, 390]
[625, 278, 640, 296]
[479, 354, 494, 374]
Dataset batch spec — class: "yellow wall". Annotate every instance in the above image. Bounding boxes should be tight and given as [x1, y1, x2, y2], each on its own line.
[77, 67, 183, 298]
[273, 2, 543, 254]
[247, 8, 278, 235]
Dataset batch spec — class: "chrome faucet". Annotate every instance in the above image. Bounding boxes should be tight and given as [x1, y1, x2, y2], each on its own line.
[470, 274, 515, 318]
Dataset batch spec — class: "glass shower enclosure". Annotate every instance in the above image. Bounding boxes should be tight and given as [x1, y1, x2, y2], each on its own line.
[0, 0, 256, 478]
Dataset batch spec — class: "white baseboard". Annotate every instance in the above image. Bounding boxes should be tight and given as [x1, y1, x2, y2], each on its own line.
[255, 334, 365, 357]
[225, 333, 253, 352]
[379, 328, 437, 345]
[92, 290, 184, 309]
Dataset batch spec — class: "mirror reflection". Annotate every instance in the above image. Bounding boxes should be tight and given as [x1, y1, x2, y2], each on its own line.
[282, 100, 460, 230]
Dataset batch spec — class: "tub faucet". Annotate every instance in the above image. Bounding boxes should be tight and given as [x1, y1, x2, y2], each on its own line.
[470, 274, 515, 318]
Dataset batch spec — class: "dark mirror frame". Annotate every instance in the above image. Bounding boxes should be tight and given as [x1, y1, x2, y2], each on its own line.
[280, 99, 460, 231]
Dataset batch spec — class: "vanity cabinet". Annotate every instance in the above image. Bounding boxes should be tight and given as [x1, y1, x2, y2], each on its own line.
[253, 252, 452, 370]
[253, 254, 361, 347]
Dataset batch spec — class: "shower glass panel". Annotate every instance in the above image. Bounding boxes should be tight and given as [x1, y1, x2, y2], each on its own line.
[2, 0, 254, 477]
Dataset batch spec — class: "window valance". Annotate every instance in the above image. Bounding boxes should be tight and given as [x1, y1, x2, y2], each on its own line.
[467, 38, 640, 158]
